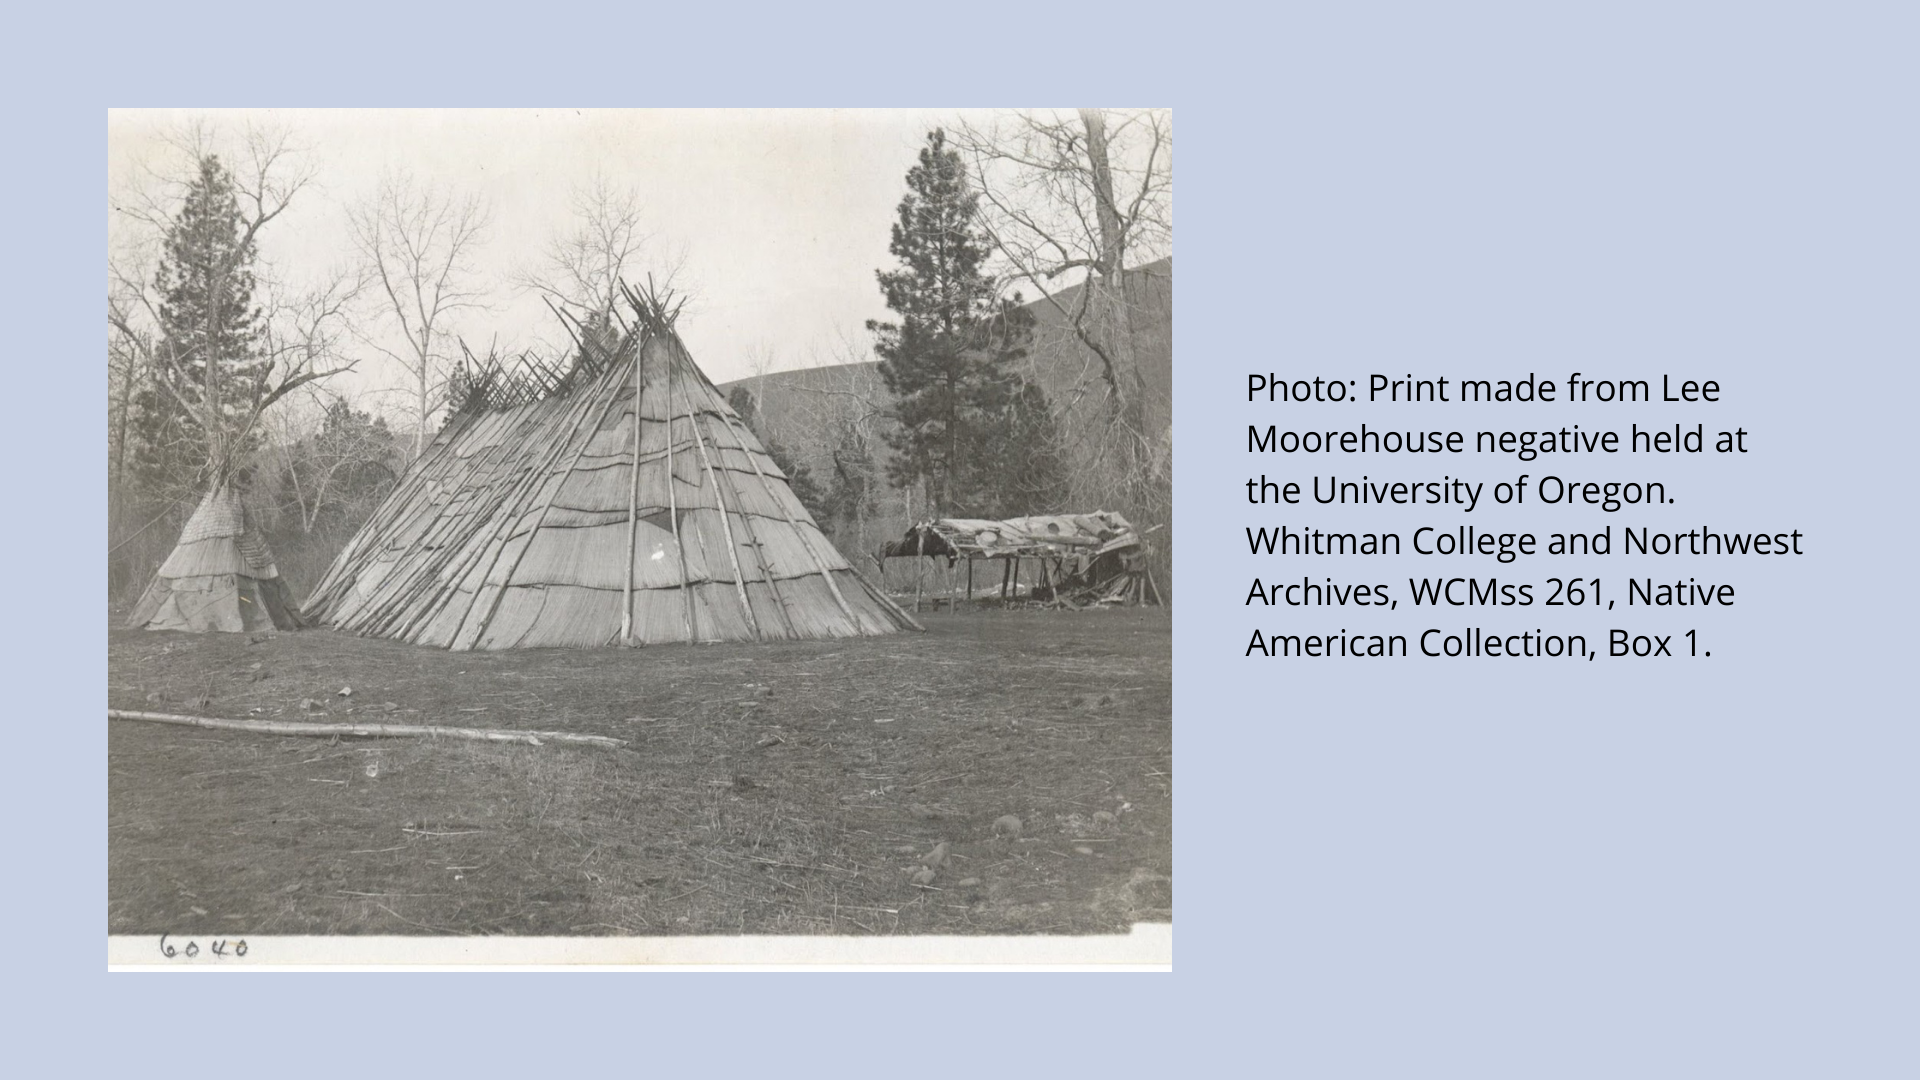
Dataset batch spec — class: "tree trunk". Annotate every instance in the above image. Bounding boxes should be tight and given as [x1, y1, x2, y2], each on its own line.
[1077, 109, 1147, 436]
[1078, 109, 1125, 278]
[206, 257, 225, 472]
[110, 338, 138, 537]
[944, 358, 957, 515]
[415, 332, 430, 457]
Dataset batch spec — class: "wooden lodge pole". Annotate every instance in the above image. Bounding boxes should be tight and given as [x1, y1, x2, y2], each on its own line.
[913, 530, 925, 613]
[705, 424, 797, 640]
[304, 409, 472, 615]
[712, 409, 867, 630]
[966, 558, 973, 601]
[682, 375, 762, 641]
[846, 563, 924, 631]
[622, 345, 644, 643]
[389, 339, 633, 642]
[109, 709, 625, 749]
[682, 341, 921, 634]
[662, 341, 696, 643]
[682, 389, 795, 638]
[441, 361, 635, 649]
[1010, 557, 1021, 600]
[1000, 558, 1012, 599]
[378, 356, 628, 646]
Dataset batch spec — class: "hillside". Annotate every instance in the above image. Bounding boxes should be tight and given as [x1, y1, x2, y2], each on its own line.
[721, 258, 1171, 433]
[719, 259, 1172, 594]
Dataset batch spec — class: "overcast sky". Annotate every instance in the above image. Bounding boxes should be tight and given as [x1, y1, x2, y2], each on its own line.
[108, 108, 977, 416]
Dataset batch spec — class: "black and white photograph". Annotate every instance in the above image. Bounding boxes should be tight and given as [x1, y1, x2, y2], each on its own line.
[105, 108, 1172, 966]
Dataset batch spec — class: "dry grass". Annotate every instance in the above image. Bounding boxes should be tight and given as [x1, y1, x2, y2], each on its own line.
[108, 608, 1171, 936]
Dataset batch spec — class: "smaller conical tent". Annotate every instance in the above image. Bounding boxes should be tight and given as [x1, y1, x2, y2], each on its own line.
[304, 287, 920, 649]
[127, 480, 305, 633]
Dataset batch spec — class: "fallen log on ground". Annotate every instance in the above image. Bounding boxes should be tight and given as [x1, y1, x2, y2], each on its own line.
[107, 709, 627, 749]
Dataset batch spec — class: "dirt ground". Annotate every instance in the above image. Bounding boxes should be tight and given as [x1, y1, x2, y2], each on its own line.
[108, 607, 1171, 938]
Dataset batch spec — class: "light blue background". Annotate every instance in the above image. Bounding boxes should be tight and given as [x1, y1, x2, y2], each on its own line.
[27, 2, 1917, 1076]
[1182, 4, 1916, 1076]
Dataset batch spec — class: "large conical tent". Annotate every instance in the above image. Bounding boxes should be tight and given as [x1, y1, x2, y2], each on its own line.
[304, 289, 920, 649]
[128, 480, 306, 633]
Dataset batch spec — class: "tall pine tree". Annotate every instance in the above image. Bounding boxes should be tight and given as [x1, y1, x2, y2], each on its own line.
[868, 129, 1063, 518]
[132, 155, 268, 496]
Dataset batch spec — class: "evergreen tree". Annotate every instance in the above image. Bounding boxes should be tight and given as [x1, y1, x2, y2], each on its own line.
[868, 129, 1062, 518]
[131, 155, 268, 495]
[984, 382, 1071, 518]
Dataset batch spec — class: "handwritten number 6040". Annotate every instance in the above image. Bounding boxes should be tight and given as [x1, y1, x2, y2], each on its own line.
[158, 934, 246, 959]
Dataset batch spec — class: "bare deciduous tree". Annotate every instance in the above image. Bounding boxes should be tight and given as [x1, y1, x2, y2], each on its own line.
[265, 389, 401, 536]
[107, 263, 155, 523]
[953, 109, 1174, 597]
[953, 109, 1171, 431]
[107, 124, 358, 595]
[349, 173, 491, 455]
[111, 123, 324, 470]
[517, 174, 682, 325]
[108, 123, 347, 497]
[114, 121, 319, 243]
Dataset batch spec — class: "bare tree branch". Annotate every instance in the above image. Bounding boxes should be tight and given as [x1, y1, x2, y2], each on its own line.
[512, 174, 686, 359]
[348, 171, 492, 455]
[946, 108, 1175, 533]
